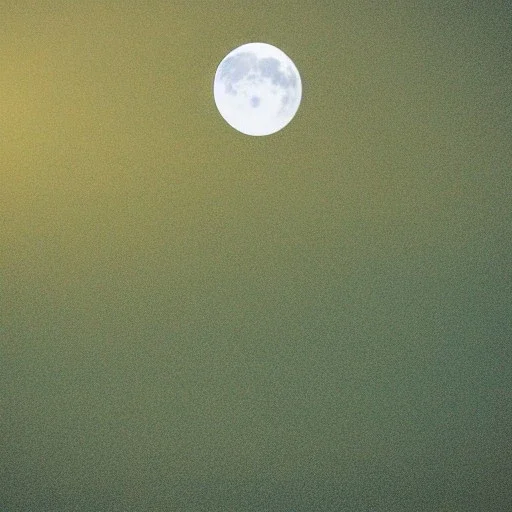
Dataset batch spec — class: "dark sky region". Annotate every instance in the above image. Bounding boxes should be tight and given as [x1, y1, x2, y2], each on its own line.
[1, 1, 511, 511]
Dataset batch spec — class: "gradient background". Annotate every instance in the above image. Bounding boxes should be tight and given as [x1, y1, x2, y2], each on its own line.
[2, 1, 511, 511]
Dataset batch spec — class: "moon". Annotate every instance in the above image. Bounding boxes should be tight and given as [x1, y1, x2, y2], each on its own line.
[213, 42, 302, 136]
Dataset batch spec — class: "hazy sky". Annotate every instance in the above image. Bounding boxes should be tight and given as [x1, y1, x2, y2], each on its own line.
[2, 1, 511, 511]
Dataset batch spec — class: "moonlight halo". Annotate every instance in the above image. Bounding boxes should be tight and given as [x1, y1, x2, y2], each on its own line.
[213, 42, 302, 136]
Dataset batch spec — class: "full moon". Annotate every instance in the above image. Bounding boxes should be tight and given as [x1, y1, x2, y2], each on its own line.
[213, 42, 302, 136]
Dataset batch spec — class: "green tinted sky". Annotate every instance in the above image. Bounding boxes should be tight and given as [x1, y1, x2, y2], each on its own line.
[2, 1, 511, 510]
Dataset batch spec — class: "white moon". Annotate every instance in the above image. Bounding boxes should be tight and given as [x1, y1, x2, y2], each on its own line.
[213, 42, 302, 136]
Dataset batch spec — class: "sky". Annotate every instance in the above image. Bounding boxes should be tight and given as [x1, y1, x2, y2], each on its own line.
[1, 1, 511, 511]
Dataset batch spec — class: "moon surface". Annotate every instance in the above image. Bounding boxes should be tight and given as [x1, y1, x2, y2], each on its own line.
[213, 42, 302, 136]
